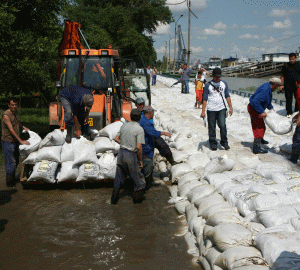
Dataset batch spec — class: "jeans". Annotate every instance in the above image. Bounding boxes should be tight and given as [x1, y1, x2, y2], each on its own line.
[61, 97, 86, 128]
[183, 80, 189, 93]
[114, 149, 145, 192]
[142, 155, 154, 186]
[2, 140, 19, 175]
[152, 75, 157, 85]
[285, 84, 298, 115]
[207, 109, 228, 147]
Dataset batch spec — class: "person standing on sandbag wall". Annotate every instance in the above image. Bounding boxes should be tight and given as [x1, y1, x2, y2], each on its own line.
[135, 97, 179, 167]
[60, 85, 94, 143]
[111, 108, 146, 204]
[139, 106, 172, 190]
[201, 68, 233, 151]
[1, 98, 30, 187]
[248, 77, 282, 154]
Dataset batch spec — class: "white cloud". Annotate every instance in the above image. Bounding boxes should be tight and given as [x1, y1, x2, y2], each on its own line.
[214, 22, 227, 30]
[166, 0, 209, 12]
[190, 46, 203, 53]
[156, 46, 167, 53]
[231, 24, 238, 29]
[242, 24, 258, 29]
[203, 28, 225, 36]
[208, 48, 214, 51]
[154, 23, 171, 35]
[272, 19, 292, 29]
[263, 36, 275, 43]
[269, 9, 298, 17]
[239, 34, 259, 39]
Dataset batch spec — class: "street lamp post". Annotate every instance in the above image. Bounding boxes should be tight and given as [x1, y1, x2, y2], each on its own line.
[174, 14, 183, 72]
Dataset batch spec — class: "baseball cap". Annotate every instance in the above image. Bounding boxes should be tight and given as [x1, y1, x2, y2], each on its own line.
[130, 108, 142, 118]
[270, 77, 283, 85]
[212, 67, 222, 77]
[136, 97, 145, 104]
[143, 105, 155, 113]
[83, 94, 94, 110]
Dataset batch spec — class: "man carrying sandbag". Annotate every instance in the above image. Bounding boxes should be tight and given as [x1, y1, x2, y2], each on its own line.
[60, 85, 94, 143]
[1, 98, 30, 187]
[248, 77, 282, 154]
[111, 108, 146, 204]
[139, 106, 172, 190]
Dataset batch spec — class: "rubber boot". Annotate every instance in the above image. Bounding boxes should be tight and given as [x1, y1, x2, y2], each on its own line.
[6, 173, 16, 187]
[289, 148, 299, 164]
[168, 156, 182, 166]
[111, 188, 120, 205]
[133, 190, 145, 204]
[261, 138, 269, 144]
[66, 126, 72, 143]
[81, 124, 91, 140]
[253, 139, 268, 154]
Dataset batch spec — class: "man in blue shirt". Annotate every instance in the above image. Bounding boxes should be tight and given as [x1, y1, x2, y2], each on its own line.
[139, 105, 171, 190]
[248, 77, 282, 154]
[182, 64, 193, 94]
[60, 85, 94, 143]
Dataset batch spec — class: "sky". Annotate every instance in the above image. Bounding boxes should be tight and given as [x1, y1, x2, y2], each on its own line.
[152, 0, 300, 64]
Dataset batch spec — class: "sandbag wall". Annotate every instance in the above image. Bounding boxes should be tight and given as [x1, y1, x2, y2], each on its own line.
[19, 121, 124, 184]
[150, 93, 300, 269]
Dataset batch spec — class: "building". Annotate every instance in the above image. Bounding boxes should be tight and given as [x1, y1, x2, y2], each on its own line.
[262, 53, 290, 63]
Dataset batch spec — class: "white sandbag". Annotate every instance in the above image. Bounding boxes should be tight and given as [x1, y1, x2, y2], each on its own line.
[19, 130, 41, 158]
[188, 153, 210, 169]
[234, 266, 270, 270]
[254, 231, 300, 267]
[222, 184, 251, 207]
[232, 173, 268, 185]
[202, 202, 238, 220]
[204, 173, 231, 189]
[204, 155, 235, 176]
[257, 205, 299, 228]
[184, 232, 199, 256]
[215, 246, 268, 270]
[224, 169, 255, 179]
[73, 137, 98, 166]
[193, 217, 206, 246]
[60, 139, 76, 162]
[255, 162, 292, 178]
[177, 172, 200, 187]
[98, 121, 123, 140]
[206, 223, 252, 252]
[174, 199, 190, 215]
[246, 222, 266, 237]
[172, 149, 189, 163]
[22, 151, 38, 164]
[198, 256, 212, 270]
[158, 161, 167, 172]
[205, 247, 222, 270]
[57, 161, 79, 182]
[289, 216, 300, 230]
[207, 210, 249, 227]
[171, 163, 194, 183]
[264, 110, 292, 135]
[28, 160, 58, 184]
[187, 184, 216, 203]
[168, 196, 185, 205]
[169, 185, 178, 198]
[195, 193, 225, 216]
[93, 137, 119, 154]
[186, 204, 199, 229]
[76, 163, 103, 182]
[97, 152, 116, 179]
[271, 171, 300, 183]
[237, 154, 262, 169]
[178, 180, 202, 198]
[36, 145, 62, 163]
[39, 129, 65, 149]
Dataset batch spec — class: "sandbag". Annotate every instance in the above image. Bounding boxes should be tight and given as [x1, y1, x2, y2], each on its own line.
[195, 193, 225, 216]
[204, 155, 235, 176]
[205, 223, 252, 252]
[202, 202, 238, 220]
[39, 129, 65, 149]
[98, 121, 123, 140]
[19, 130, 41, 158]
[36, 145, 62, 163]
[93, 137, 119, 154]
[204, 173, 231, 189]
[76, 163, 103, 182]
[184, 232, 199, 256]
[255, 162, 292, 178]
[215, 246, 268, 270]
[171, 163, 194, 183]
[264, 110, 293, 135]
[57, 161, 79, 183]
[207, 210, 249, 227]
[174, 199, 190, 215]
[186, 204, 199, 231]
[178, 180, 202, 197]
[22, 151, 38, 164]
[233, 266, 270, 270]
[28, 160, 58, 184]
[169, 185, 178, 198]
[97, 152, 116, 179]
[177, 172, 200, 187]
[187, 184, 216, 203]
[187, 153, 210, 169]
[73, 137, 98, 166]
[60, 139, 76, 162]
[271, 171, 300, 183]
[205, 247, 222, 270]
[172, 149, 189, 163]
[246, 222, 266, 237]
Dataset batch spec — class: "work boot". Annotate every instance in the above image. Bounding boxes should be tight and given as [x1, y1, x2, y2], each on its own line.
[261, 138, 269, 144]
[66, 126, 72, 143]
[168, 156, 182, 166]
[133, 190, 145, 204]
[81, 124, 91, 140]
[6, 173, 16, 187]
[289, 148, 299, 164]
[111, 188, 120, 205]
[253, 139, 268, 154]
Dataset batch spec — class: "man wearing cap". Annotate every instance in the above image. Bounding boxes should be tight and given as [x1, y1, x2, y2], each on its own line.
[111, 108, 146, 204]
[139, 105, 172, 189]
[248, 77, 282, 154]
[201, 68, 233, 151]
[60, 85, 94, 143]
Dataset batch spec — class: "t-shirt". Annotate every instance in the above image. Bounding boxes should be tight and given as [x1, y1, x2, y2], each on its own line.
[196, 81, 203, 91]
[281, 62, 300, 86]
[182, 68, 193, 81]
[1, 109, 22, 142]
[60, 85, 92, 116]
[203, 80, 230, 111]
[249, 82, 274, 114]
[118, 121, 145, 152]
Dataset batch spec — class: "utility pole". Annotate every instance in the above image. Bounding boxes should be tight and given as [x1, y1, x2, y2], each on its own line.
[169, 39, 171, 73]
[187, 0, 191, 68]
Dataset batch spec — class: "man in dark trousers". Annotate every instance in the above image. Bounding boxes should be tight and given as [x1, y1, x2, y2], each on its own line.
[1, 98, 30, 187]
[280, 52, 300, 117]
[139, 106, 172, 190]
[111, 108, 146, 204]
[248, 77, 282, 154]
[60, 85, 94, 143]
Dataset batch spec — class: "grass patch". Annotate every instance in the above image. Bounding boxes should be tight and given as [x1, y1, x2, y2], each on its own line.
[238, 86, 257, 92]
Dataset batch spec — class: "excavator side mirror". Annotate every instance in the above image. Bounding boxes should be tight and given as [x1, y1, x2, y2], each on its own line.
[55, 81, 61, 87]
[115, 81, 120, 87]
